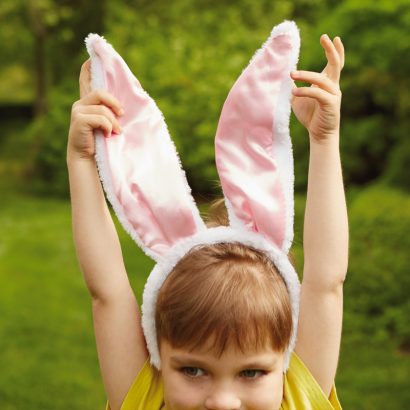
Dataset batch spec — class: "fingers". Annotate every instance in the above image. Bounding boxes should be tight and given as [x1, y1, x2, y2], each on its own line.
[290, 34, 344, 101]
[333, 36, 345, 69]
[80, 104, 123, 134]
[291, 85, 340, 107]
[290, 70, 340, 95]
[81, 89, 124, 117]
[79, 113, 115, 139]
[320, 34, 344, 81]
[78, 61, 124, 119]
[72, 88, 124, 139]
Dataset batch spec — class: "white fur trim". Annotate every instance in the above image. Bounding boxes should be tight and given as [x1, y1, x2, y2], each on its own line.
[242, 20, 299, 74]
[224, 197, 246, 230]
[141, 226, 300, 372]
[272, 21, 300, 254]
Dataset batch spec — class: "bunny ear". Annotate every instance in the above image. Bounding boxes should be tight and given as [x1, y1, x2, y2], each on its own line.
[84, 34, 206, 261]
[215, 21, 300, 254]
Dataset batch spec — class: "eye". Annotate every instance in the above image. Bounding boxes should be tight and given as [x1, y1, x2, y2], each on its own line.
[180, 367, 206, 378]
[240, 369, 266, 379]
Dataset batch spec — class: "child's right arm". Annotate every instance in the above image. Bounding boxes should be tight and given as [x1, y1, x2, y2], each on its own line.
[67, 60, 148, 410]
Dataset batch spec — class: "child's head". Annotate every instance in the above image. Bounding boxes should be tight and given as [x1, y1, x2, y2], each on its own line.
[156, 242, 292, 355]
[155, 200, 295, 408]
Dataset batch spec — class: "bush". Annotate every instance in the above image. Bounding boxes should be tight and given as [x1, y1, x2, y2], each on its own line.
[22, 1, 410, 197]
[344, 184, 410, 350]
[23, 80, 76, 197]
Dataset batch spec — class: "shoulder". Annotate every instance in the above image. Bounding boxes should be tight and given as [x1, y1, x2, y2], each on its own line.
[281, 352, 342, 410]
[106, 357, 165, 410]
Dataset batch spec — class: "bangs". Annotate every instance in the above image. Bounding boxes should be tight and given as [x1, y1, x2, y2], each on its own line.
[156, 243, 293, 357]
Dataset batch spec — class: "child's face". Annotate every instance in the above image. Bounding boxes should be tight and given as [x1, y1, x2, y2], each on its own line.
[159, 339, 285, 410]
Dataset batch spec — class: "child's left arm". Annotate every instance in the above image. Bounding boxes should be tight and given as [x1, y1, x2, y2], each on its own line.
[290, 35, 348, 397]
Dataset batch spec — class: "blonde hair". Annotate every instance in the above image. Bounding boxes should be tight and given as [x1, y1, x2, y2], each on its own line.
[155, 198, 296, 356]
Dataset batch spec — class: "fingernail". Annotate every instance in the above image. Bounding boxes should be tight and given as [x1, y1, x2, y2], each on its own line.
[291, 70, 299, 77]
[119, 108, 124, 116]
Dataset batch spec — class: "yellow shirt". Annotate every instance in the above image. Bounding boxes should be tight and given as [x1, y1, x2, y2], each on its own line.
[106, 352, 342, 410]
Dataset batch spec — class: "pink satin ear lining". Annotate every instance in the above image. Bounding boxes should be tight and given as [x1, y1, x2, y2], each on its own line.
[88, 36, 204, 258]
[215, 33, 294, 250]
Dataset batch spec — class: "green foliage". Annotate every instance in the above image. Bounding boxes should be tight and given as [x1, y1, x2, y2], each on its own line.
[344, 183, 410, 350]
[309, 0, 410, 191]
[23, 79, 76, 197]
[382, 131, 410, 191]
[2, 0, 409, 195]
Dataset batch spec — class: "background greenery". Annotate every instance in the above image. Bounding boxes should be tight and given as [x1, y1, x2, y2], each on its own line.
[0, 0, 409, 408]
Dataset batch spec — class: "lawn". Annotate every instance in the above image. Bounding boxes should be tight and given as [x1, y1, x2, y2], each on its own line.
[0, 189, 409, 409]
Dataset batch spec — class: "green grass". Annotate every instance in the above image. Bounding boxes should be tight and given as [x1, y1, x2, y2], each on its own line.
[0, 189, 409, 409]
[337, 339, 410, 409]
[0, 190, 153, 409]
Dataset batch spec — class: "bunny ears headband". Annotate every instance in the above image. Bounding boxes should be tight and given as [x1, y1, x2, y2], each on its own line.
[85, 20, 301, 371]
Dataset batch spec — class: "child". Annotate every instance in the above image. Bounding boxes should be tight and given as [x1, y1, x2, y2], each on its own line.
[67, 20, 347, 410]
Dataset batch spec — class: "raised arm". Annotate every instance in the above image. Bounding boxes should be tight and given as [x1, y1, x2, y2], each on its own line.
[67, 118, 128, 303]
[302, 139, 348, 289]
[290, 35, 348, 396]
[67, 60, 148, 410]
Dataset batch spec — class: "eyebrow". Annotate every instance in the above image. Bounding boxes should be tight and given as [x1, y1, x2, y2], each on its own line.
[170, 356, 208, 367]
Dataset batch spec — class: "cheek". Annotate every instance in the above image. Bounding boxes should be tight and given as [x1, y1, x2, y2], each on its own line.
[163, 373, 205, 409]
[246, 373, 284, 410]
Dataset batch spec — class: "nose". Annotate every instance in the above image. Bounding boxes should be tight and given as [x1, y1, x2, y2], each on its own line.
[204, 385, 241, 410]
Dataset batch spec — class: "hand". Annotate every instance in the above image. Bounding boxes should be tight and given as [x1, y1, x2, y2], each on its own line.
[67, 59, 124, 161]
[290, 34, 344, 143]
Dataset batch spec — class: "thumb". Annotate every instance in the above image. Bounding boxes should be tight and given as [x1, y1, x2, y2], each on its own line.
[79, 59, 92, 99]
